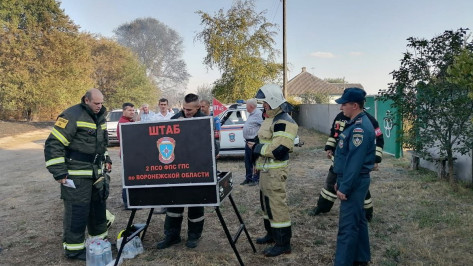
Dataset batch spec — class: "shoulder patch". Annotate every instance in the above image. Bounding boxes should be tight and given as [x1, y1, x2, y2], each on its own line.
[353, 128, 364, 133]
[375, 127, 383, 137]
[274, 123, 286, 132]
[353, 133, 363, 147]
[55, 117, 69, 128]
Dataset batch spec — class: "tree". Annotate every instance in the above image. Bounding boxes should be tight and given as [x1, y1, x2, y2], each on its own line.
[113, 17, 190, 105]
[196, 84, 214, 102]
[448, 48, 473, 102]
[88, 36, 158, 110]
[379, 28, 473, 183]
[298, 92, 329, 104]
[0, 0, 93, 120]
[195, 0, 282, 102]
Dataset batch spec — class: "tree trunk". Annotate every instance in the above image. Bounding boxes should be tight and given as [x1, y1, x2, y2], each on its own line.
[447, 149, 455, 184]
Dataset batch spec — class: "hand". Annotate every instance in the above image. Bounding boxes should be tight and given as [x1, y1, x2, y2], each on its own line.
[247, 141, 255, 149]
[105, 162, 112, 172]
[337, 190, 347, 200]
[57, 178, 67, 184]
[326, 150, 333, 159]
[373, 163, 379, 171]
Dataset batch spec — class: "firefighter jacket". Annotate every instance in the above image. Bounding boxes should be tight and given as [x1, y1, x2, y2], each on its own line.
[44, 99, 111, 180]
[325, 111, 384, 163]
[333, 112, 375, 196]
[253, 107, 298, 170]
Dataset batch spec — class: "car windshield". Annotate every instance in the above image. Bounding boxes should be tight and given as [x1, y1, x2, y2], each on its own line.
[221, 110, 248, 125]
[106, 111, 122, 122]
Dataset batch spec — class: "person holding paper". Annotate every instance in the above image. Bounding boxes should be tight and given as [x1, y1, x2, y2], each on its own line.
[44, 88, 112, 261]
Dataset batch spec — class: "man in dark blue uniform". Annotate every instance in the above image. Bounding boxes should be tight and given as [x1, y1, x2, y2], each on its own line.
[333, 88, 375, 266]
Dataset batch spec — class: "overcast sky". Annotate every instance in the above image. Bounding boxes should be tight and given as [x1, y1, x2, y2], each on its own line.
[59, 0, 473, 95]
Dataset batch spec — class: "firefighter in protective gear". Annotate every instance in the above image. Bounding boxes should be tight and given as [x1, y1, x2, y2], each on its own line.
[44, 88, 112, 261]
[248, 84, 298, 257]
[309, 107, 384, 221]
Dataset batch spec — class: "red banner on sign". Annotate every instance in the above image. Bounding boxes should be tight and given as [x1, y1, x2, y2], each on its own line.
[212, 98, 227, 117]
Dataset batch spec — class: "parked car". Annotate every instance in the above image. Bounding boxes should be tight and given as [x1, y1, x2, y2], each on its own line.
[218, 103, 302, 157]
[106, 109, 139, 146]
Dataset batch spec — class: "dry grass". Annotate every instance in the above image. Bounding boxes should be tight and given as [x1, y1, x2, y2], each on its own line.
[1, 126, 473, 265]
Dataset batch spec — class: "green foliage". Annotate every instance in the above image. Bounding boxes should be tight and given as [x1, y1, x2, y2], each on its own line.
[0, 0, 92, 120]
[195, 0, 282, 102]
[448, 48, 473, 103]
[298, 92, 330, 104]
[0, 1, 159, 120]
[379, 28, 473, 182]
[88, 37, 157, 110]
[196, 84, 214, 102]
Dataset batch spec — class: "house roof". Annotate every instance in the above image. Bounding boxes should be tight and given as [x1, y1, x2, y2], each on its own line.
[330, 83, 364, 92]
[287, 67, 364, 96]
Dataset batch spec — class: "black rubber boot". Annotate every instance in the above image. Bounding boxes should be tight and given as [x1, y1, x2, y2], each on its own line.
[157, 215, 182, 249]
[157, 236, 181, 249]
[365, 207, 373, 222]
[256, 219, 274, 244]
[65, 249, 86, 261]
[309, 195, 335, 216]
[264, 227, 292, 257]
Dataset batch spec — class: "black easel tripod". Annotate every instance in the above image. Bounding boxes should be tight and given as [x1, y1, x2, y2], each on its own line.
[115, 190, 256, 265]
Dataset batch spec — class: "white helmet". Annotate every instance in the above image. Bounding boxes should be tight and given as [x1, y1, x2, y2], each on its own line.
[255, 84, 286, 109]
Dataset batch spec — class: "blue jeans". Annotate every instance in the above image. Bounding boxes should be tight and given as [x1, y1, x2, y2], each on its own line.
[244, 143, 259, 182]
[335, 175, 371, 265]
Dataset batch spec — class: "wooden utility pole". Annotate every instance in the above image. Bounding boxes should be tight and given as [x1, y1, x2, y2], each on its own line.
[283, 0, 287, 97]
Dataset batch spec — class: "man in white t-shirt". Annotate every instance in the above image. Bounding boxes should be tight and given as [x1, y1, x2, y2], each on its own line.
[154, 98, 174, 120]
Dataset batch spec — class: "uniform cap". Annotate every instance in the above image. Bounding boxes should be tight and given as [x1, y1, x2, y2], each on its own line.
[335, 88, 366, 104]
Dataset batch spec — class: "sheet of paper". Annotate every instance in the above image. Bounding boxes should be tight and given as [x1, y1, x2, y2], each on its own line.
[62, 179, 76, 189]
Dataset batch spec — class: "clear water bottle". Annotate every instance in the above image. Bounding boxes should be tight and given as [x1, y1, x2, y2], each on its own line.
[94, 242, 104, 265]
[87, 240, 101, 266]
[102, 239, 113, 265]
[86, 241, 94, 266]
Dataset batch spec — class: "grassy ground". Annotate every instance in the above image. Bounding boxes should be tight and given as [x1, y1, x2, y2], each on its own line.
[1, 126, 473, 265]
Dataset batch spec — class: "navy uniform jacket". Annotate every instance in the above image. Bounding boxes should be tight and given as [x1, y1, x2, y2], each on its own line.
[333, 112, 375, 196]
[325, 111, 384, 163]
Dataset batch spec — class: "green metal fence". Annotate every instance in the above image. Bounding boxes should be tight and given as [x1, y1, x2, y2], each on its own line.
[365, 96, 402, 158]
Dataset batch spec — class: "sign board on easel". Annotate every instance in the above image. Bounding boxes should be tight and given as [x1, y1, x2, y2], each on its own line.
[120, 117, 231, 208]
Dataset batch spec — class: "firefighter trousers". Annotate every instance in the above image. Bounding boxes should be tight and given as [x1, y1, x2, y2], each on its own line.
[316, 166, 373, 213]
[61, 178, 107, 254]
[164, 207, 204, 240]
[259, 168, 291, 228]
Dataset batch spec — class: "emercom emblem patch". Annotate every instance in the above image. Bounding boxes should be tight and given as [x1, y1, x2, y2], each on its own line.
[353, 133, 363, 147]
[55, 117, 69, 128]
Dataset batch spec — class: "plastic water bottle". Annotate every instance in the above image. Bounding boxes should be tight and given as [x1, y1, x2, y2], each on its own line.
[95, 242, 104, 265]
[87, 240, 101, 266]
[102, 239, 113, 265]
[86, 241, 94, 266]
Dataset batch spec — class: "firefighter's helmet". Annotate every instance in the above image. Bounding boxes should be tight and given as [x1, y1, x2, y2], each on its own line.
[255, 84, 286, 109]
